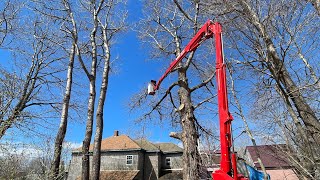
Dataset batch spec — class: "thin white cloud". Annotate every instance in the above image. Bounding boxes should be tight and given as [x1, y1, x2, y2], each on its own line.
[0, 142, 45, 158]
[0, 141, 81, 159]
[63, 141, 82, 149]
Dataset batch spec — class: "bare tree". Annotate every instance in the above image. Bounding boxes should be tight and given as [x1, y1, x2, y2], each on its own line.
[228, 65, 268, 179]
[48, 0, 77, 178]
[0, 0, 20, 46]
[0, 18, 62, 139]
[91, 1, 126, 179]
[0, 139, 54, 180]
[34, 1, 127, 179]
[13, 1, 80, 178]
[0, 1, 92, 179]
[132, 1, 220, 179]
[80, 1, 101, 178]
[202, 0, 319, 178]
[0, 145, 28, 179]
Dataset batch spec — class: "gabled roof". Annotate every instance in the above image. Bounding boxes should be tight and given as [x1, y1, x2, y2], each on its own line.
[245, 144, 290, 168]
[73, 133, 183, 153]
[154, 143, 183, 153]
[134, 139, 160, 152]
[73, 135, 141, 152]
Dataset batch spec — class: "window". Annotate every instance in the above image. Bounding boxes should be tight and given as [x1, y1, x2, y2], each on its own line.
[126, 155, 133, 165]
[165, 157, 171, 166]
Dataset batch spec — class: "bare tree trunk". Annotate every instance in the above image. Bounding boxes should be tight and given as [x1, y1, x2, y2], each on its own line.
[81, 2, 106, 179]
[91, 26, 111, 180]
[177, 67, 201, 180]
[275, 84, 317, 178]
[81, 55, 97, 179]
[50, 43, 75, 179]
[81, 15, 98, 180]
[50, 1, 78, 177]
[77, 1, 124, 178]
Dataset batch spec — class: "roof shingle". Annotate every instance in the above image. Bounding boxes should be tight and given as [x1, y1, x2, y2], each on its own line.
[134, 139, 160, 151]
[74, 135, 141, 152]
[154, 143, 183, 153]
[73, 134, 183, 153]
[246, 144, 290, 168]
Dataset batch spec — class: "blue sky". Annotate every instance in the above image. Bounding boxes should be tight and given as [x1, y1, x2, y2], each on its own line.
[64, 1, 180, 145]
[0, 0, 250, 148]
[0, 0, 182, 147]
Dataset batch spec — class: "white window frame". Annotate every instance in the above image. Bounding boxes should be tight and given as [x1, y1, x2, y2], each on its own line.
[165, 157, 171, 166]
[126, 155, 133, 165]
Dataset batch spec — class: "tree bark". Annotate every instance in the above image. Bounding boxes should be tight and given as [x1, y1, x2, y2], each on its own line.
[81, 7, 99, 180]
[50, 1, 78, 177]
[50, 43, 75, 179]
[81, 65, 96, 180]
[91, 26, 111, 180]
[178, 67, 201, 180]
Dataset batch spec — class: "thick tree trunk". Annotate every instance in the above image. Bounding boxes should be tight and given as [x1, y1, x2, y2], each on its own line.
[178, 68, 201, 180]
[91, 28, 110, 180]
[50, 43, 75, 179]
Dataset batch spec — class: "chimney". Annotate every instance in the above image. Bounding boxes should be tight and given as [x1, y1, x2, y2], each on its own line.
[114, 130, 119, 136]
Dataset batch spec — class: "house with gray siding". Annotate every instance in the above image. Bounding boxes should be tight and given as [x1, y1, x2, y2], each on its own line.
[67, 131, 183, 180]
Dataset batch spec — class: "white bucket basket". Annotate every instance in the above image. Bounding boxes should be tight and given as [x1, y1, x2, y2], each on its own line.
[147, 80, 156, 95]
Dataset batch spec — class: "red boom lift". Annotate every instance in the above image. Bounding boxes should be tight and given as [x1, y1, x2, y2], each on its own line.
[147, 20, 248, 180]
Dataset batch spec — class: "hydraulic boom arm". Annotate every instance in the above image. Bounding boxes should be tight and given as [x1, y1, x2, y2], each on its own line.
[147, 20, 247, 180]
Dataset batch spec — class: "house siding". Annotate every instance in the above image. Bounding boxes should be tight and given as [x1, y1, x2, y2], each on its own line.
[161, 153, 183, 170]
[267, 169, 299, 180]
[143, 152, 161, 180]
[67, 153, 89, 180]
[67, 150, 143, 180]
[67, 134, 184, 180]
[100, 151, 140, 170]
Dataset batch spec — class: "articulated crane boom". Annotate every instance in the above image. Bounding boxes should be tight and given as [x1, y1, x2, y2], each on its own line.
[147, 20, 247, 180]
